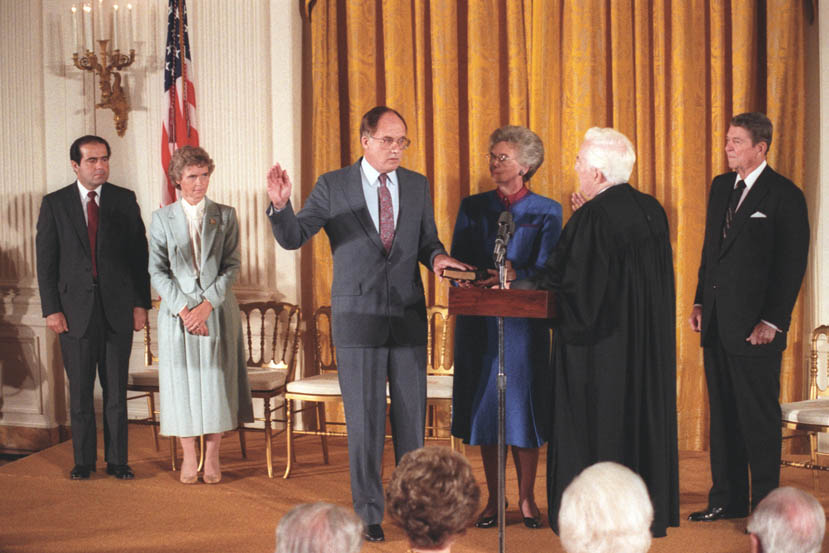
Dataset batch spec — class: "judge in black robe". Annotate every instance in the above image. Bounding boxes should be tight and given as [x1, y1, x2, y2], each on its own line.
[517, 127, 679, 537]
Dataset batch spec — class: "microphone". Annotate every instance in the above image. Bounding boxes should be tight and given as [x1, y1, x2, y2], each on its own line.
[493, 211, 515, 266]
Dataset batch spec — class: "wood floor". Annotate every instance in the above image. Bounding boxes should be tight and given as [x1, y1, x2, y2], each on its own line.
[1, 425, 828, 553]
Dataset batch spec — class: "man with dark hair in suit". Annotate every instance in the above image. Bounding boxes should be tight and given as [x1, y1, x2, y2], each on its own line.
[266, 106, 469, 542]
[688, 112, 810, 522]
[36, 135, 151, 480]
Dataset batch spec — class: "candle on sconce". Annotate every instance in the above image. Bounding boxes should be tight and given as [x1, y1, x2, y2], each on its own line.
[83, 3, 92, 52]
[71, 5, 78, 53]
[127, 4, 134, 50]
[112, 4, 119, 50]
[96, 0, 103, 43]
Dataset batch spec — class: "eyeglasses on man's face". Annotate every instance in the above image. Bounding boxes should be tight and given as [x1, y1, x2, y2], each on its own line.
[368, 135, 411, 150]
[486, 152, 513, 163]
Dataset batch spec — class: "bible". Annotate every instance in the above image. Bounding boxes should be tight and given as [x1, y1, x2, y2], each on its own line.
[441, 268, 491, 282]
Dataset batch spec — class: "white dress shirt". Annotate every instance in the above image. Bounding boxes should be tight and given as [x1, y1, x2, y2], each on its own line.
[76, 181, 102, 226]
[734, 160, 767, 211]
[181, 198, 205, 273]
[360, 157, 399, 231]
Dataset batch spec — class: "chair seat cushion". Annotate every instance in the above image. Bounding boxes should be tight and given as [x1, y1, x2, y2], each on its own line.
[286, 373, 342, 396]
[128, 369, 159, 387]
[247, 369, 287, 392]
[426, 374, 453, 399]
[781, 399, 829, 427]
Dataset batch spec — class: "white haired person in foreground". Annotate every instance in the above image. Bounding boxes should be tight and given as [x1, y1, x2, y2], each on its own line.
[746, 487, 825, 553]
[275, 502, 363, 553]
[558, 462, 653, 553]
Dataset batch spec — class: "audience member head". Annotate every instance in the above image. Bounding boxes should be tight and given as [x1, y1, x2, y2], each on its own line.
[746, 487, 825, 553]
[488, 125, 545, 182]
[386, 446, 480, 552]
[575, 127, 636, 197]
[275, 502, 363, 553]
[559, 462, 653, 553]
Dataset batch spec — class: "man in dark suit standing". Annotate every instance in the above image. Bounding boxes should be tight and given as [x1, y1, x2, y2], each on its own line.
[688, 113, 810, 521]
[36, 135, 151, 480]
[266, 106, 470, 542]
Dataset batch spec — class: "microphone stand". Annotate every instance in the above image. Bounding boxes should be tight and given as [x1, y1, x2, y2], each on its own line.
[494, 240, 508, 553]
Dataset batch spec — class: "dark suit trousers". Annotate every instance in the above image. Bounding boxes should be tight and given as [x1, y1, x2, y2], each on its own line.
[704, 321, 782, 512]
[59, 288, 132, 466]
[337, 342, 427, 524]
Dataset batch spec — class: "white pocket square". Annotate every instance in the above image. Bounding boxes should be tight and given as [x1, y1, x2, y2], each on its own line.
[750, 211, 767, 218]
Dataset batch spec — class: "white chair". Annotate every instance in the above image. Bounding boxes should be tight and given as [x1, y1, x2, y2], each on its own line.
[780, 325, 829, 484]
[424, 305, 462, 452]
[282, 305, 343, 478]
[238, 301, 302, 478]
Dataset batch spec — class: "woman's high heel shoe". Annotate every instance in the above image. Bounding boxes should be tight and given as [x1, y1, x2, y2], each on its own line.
[523, 516, 542, 529]
[475, 515, 497, 528]
[203, 470, 222, 484]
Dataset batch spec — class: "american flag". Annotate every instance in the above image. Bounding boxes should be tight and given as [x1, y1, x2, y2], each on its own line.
[160, 0, 198, 206]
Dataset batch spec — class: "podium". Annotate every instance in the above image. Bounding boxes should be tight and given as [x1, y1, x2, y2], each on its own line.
[448, 287, 556, 319]
[448, 287, 555, 553]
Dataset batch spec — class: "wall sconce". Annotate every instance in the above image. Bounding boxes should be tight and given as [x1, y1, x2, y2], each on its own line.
[70, 2, 137, 137]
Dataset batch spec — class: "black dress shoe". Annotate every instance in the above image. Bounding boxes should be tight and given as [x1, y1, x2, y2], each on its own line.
[523, 516, 542, 529]
[687, 506, 748, 522]
[70, 464, 95, 480]
[106, 463, 134, 480]
[364, 524, 384, 542]
[475, 515, 497, 528]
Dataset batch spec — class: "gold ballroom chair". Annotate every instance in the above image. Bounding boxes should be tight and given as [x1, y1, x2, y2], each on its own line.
[424, 305, 462, 452]
[780, 325, 829, 483]
[237, 301, 302, 478]
[282, 304, 461, 479]
[126, 299, 182, 469]
[282, 306, 343, 478]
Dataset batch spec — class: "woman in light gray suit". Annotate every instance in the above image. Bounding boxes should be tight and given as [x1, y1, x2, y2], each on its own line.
[149, 146, 252, 484]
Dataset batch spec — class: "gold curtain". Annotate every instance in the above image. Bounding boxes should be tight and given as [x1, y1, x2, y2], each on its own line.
[301, 0, 808, 452]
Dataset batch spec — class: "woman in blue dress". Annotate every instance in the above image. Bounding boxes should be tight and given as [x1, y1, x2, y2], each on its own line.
[451, 125, 562, 528]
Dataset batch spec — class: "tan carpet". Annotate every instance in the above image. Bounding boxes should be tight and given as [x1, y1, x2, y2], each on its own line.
[1, 425, 828, 553]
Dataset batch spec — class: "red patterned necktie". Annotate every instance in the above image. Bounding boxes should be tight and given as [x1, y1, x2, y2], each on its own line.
[378, 173, 394, 252]
[87, 190, 99, 278]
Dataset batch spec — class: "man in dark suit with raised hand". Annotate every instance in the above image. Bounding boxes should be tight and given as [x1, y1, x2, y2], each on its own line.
[688, 112, 810, 522]
[36, 135, 151, 480]
[266, 106, 469, 542]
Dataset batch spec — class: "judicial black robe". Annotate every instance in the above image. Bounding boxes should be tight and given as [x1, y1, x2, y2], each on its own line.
[530, 183, 679, 537]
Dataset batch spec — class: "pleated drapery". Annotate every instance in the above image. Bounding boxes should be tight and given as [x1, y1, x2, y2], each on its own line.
[301, 0, 808, 452]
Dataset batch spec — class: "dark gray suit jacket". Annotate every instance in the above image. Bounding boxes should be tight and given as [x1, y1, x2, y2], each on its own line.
[694, 165, 809, 356]
[36, 182, 151, 337]
[268, 160, 447, 348]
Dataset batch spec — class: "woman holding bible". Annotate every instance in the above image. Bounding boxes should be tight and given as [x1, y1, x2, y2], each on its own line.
[450, 125, 562, 528]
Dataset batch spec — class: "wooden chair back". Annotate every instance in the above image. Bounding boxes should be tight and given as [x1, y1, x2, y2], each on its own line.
[427, 305, 454, 376]
[312, 305, 336, 375]
[809, 325, 829, 401]
[238, 301, 302, 380]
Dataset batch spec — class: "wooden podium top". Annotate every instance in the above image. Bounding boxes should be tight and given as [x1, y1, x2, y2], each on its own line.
[447, 287, 556, 319]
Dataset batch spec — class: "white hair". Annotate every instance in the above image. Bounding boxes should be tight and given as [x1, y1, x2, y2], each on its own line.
[580, 127, 636, 185]
[559, 462, 653, 553]
[275, 502, 363, 553]
[747, 487, 825, 553]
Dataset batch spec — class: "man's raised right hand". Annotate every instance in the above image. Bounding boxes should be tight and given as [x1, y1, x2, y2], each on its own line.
[267, 163, 292, 210]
